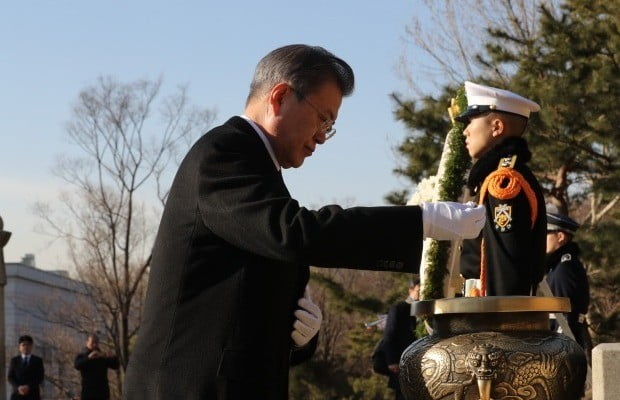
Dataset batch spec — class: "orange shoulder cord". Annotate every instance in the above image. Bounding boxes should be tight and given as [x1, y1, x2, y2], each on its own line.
[477, 167, 538, 296]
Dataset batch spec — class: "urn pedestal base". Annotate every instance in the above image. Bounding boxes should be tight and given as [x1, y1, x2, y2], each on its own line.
[399, 297, 587, 400]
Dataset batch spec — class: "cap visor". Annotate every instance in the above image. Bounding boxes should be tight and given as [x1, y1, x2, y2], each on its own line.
[454, 109, 483, 123]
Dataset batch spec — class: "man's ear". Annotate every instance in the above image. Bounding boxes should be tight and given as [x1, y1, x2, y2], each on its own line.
[491, 117, 505, 137]
[269, 82, 291, 116]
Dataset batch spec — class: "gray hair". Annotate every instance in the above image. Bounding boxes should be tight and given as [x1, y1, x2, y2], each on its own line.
[246, 44, 354, 104]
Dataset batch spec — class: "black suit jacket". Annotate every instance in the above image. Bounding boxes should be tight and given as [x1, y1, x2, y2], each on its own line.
[7, 354, 44, 400]
[123, 117, 423, 400]
[75, 348, 120, 400]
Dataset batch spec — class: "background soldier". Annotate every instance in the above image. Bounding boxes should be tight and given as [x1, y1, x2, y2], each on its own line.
[545, 207, 592, 363]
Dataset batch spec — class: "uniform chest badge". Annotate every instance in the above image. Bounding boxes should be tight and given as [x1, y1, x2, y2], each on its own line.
[561, 253, 572, 262]
[494, 203, 513, 232]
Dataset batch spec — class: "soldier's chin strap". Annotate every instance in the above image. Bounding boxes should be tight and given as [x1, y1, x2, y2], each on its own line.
[477, 162, 538, 296]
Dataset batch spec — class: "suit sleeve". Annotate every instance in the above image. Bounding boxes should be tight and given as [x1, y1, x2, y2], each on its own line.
[74, 352, 89, 370]
[107, 355, 121, 370]
[7, 358, 18, 389]
[33, 357, 44, 387]
[290, 334, 318, 366]
[197, 133, 423, 272]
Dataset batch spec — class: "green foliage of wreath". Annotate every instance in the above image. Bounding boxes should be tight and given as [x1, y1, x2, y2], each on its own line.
[421, 86, 470, 300]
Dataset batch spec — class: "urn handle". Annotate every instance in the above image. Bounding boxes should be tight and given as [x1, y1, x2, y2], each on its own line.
[466, 344, 504, 400]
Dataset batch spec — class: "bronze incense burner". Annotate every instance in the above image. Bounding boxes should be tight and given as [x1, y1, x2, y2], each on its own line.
[399, 297, 586, 400]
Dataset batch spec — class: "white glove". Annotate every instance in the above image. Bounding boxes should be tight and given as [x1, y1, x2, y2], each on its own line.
[291, 288, 322, 347]
[420, 201, 486, 240]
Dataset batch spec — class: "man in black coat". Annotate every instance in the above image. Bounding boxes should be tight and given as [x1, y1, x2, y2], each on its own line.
[123, 44, 485, 400]
[7, 335, 44, 400]
[545, 209, 592, 363]
[383, 280, 420, 400]
[458, 81, 547, 296]
[74, 334, 120, 400]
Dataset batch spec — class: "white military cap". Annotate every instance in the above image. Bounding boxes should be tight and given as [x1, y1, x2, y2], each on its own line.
[455, 81, 540, 123]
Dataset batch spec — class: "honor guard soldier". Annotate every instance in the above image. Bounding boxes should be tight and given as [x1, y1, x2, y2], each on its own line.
[458, 81, 547, 296]
[545, 206, 592, 362]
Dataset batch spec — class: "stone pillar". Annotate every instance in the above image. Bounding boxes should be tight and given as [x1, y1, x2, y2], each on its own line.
[0, 215, 11, 398]
[592, 343, 620, 400]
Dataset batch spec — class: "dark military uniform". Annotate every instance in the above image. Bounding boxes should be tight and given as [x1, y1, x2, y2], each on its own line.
[460, 137, 547, 295]
[546, 241, 591, 352]
[383, 300, 417, 400]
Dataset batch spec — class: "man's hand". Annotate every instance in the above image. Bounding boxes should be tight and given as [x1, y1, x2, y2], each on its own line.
[420, 201, 485, 240]
[291, 288, 322, 347]
[88, 350, 101, 359]
[18, 385, 30, 395]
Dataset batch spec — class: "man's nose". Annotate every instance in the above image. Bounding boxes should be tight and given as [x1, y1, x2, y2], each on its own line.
[314, 131, 326, 144]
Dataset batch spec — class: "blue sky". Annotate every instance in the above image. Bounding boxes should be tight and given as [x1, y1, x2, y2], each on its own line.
[1, 1, 430, 270]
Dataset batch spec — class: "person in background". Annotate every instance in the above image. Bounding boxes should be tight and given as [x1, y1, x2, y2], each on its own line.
[123, 44, 485, 400]
[458, 81, 547, 296]
[74, 333, 120, 400]
[7, 335, 44, 400]
[383, 279, 420, 400]
[545, 206, 592, 364]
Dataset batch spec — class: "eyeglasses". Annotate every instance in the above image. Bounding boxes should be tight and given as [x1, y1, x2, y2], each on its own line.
[291, 87, 336, 140]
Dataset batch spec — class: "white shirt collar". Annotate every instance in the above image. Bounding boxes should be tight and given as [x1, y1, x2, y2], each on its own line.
[240, 115, 280, 171]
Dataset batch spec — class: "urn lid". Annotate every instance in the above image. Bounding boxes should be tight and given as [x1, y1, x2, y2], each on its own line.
[412, 296, 570, 317]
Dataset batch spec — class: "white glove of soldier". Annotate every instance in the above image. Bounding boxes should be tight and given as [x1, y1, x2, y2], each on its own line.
[420, 201, 486, 240]
[291, 288, 323, 347]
